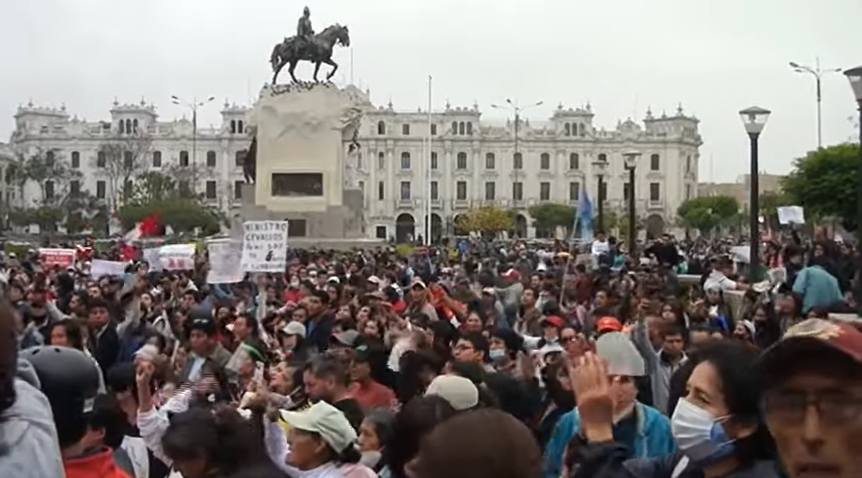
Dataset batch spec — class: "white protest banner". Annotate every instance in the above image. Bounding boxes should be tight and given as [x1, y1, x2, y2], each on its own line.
[241, 220, 289, 272]
[156, 244, 196, 270]
[38, 248, 76, 269]
[142, 248, 163, 271]
[777, 206, 805, 225]
[91, 259, 127, 278]
[207, 240, 244, 283]
[730, 245, 751, 264]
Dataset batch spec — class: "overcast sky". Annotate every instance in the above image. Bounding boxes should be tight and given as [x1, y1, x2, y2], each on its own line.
[2, 0, 860, 182]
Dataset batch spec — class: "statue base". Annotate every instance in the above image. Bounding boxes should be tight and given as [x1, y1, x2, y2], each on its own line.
[239, 83, 373, 240]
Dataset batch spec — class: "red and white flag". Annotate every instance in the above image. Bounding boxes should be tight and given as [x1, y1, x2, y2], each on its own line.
[123, 214, 161, 242]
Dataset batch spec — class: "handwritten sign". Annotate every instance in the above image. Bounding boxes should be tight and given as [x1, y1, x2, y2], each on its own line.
[241, 220, 289, 272]
[91, 259, 126, 278]
[38, 248, 76, 269]
[207, 240, 244, 283]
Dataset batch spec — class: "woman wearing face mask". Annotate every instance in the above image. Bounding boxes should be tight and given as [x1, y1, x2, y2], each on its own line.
[567, 340, 779, 478]
[489, 328, 525, 378]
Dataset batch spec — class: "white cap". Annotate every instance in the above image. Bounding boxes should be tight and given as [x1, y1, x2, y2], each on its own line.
[425, 375, 479, 411]
[595, 332, 645, 377]
[281, 321, 306, 337]
[280, 401, 357, 453]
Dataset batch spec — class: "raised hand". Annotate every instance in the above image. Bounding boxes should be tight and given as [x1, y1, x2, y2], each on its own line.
[570, 352, 614, 442]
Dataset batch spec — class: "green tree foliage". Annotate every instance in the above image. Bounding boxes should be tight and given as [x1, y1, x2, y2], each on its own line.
[529, 203, 576, 230]
[118, 171, 221, 235]
[782, 143, 860, 230]
[677, 195, 740, 234]
[455, 206, 514, 238]
[7, 148, 83, 234]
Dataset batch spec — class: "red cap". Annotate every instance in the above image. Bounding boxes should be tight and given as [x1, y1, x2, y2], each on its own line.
[596, 316, 623, 333]
[759, 318, 862, 379]
[542, 316, 565, 328]
[501, 268, 522, 281]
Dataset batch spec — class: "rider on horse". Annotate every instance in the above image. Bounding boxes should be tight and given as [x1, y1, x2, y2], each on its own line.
[294, 6, 315, 56]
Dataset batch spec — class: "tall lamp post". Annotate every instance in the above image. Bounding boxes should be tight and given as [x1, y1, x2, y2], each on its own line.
[842, 66, 862, 315]
[171, 95, 215, 194]
[739, 106, 771, 282]
[491, 99, 543, 158]
[592, 159, 608, 233]
[623, 151, 641, 255]
[789, 59, 841, 149]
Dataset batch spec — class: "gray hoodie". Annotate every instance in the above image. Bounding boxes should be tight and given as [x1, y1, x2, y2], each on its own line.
[0, 358, 65, 478]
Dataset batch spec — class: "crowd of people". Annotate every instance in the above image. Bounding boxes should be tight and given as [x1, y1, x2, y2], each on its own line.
[0, 229, 860, 478]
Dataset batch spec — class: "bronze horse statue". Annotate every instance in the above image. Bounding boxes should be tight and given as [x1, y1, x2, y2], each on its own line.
[270, 24, 350, 84]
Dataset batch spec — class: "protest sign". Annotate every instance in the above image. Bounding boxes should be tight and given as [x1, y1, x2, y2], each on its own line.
[777, 206, 805, 225]
[241, 220, 289, 272]
[157, 244, 196, 270]
[207, 240, 244, 283]
[91, 259, 126, 278]
[38, 248, 76, 269]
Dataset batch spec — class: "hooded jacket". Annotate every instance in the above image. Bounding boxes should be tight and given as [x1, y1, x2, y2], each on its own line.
[0, 358, 65, 478]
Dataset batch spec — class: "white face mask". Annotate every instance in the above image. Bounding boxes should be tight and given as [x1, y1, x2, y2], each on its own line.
[670, 399, 736, 463]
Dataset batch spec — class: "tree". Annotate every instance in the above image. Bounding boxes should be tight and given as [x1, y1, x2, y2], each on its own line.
[529, 204, 576, 232]
[677, 195, 740, 235]
[94, 133, 152, 211]
[7, 148, 81, 234]
[125, 171, 179, 206]
[782, 143, 860, 230]
[118, 171, 222, 235]
[455, 206, 514, 238]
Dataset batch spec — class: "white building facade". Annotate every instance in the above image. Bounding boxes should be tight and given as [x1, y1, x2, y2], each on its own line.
[358, 102, 701, 242]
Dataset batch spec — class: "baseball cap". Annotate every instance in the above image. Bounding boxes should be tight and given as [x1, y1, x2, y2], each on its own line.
[595, 331, 645, 377]
[411, 278, 427, 290]
[425, 375, 479, 411]
[541, 316, 565, 328]
[596, 316, 623, 333]
[281, 321, 306, 337]
[759, 318, 862, 381]
[367, 275, 382, 285]
[280, 401, 357, 453]
[331, 329, 361, 347]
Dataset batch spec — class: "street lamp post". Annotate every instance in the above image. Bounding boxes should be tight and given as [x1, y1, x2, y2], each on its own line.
[491, 99, 543, 160]
[623, 151, 641, 256]
[739, 106, 771, 283]
[789, 59, 841, 149]
[171, 95, 215, 194]
[592, 159, 608, 234]
[842, 66, 862, 315]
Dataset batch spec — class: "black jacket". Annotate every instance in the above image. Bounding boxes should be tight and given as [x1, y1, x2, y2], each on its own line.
[93, 323, 121, 379]
[306, 312, 335, 354]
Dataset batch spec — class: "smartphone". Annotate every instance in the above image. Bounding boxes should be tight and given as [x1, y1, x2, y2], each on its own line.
[253, 362, 265, 385]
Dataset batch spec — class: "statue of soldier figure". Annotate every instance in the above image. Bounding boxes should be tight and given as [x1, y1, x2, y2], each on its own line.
[270, 6, 350, 84]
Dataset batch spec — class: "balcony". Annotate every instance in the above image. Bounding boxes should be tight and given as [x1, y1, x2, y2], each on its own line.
[431, 199, 443, 209]
[648, 199, 665, 210]
[509, 170, 527, 179]
[397, 198, 414, 209]
[452, 199, 470, 210]
[511, 198, 527, 209]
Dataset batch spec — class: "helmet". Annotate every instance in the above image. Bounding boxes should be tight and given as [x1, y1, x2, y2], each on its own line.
[20, 346, 101, 414]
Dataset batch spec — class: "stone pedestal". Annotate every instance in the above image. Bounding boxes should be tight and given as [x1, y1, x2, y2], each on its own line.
[240, 83, 372, 239]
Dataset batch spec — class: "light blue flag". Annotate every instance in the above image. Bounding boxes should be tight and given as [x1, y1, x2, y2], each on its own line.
[578, 189, 594, 243]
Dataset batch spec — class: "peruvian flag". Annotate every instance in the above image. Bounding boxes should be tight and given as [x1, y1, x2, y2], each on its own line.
[124, 214, 161, 243]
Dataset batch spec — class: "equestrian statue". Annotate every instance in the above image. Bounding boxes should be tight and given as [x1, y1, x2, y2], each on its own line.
[270, 6, 351, 84]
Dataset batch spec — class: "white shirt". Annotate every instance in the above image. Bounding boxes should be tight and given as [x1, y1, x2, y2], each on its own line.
[591, 240, 610, 256]
[703, 270, 737, 292]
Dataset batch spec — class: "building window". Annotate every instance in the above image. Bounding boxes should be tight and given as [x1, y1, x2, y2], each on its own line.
[96, 180, 106, 199]
[623, 182, 632, 201]
[431, 124, 437, 136]
[119, 120, 125, 134]
[230, 120, 237, 134]
[458, 122, 465, 135]
[132, 119, 139, 133]
[650, 182, 661, 201]
[123, 151, 133, 170]
[513, 152, 523, 170]
[97, 151, 106, 168]
[540, 153, 550, 170]
[485, 153, 495, 170]
[540, 182, 551, 201]
[123, 180, 133, 198]
[152, 151, 162, 167]
[71, 151, 80, 168]
[377, 181, 384, 200]
[206, 181, 217, 199]
[484, 182, 496, 200]
[513, 182, 523, 201]
[430, 152, 438, 170]
[456, 152, 467, 170]
[569, 153, 579, 170]
[235, 151, 245, 168]
[376, 226, 387, 239]
[456, 181, 467, 200]
[451, 121, 458, 135]
[377, 121, 386, 135]
[234, 180, 243, 200]
[430, 181, 438, 200]
[564, 123, 571, 136]
[207, 151, 217, 168]
[686, 155, 692, 173]
[569, 182, 580, 202]
[466, 122, 473, 135]
[650, 153, 660, 171]
[377, 151, 385, 169]
[400, 181, 411, 200]
[179, 151, 190, 167]
[598, 153, 607, 162]
[125, 119, 132, 135]
[45, 180, 55, 199]
[46, 150, 55, 166]
[237, 121, 244, 134]
[579, 123, 586, 136]
[70, 180, 81, 196]
[402, 124, 410, 136]
[400, 152, 411, 170]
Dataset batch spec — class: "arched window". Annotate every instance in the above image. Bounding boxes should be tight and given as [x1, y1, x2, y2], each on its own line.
[579, 124, 586, 136]
[569, 153, 579, 170]
[451, 121, 458, 135]
[230, 120, 237, 134]
[400, 152, 411, 170]
[152, 151, 162, 167]
[458, 122, 465, 135]
[71, 151, 80, 168]
[125, 119, 132, 135]
[132, 119, 139, 133]
[513, 152, 523, 170]
[598, 153, 607, 162]
[485, 152, 495, 170]
[377, 151, 385, 169]
[650, 153, 660, 171]
[237, 120, 244, 134]
[466, 122, 473, 135]
[565, 123, 571, 136]
[235, 151, 245, 167]
[45, 150, 55, 166]
[377, 121, 386, 135]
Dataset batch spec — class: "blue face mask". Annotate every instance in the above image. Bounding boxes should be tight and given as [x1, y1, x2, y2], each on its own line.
[671, 399, 736, 464]
[488, 348, 507, 363]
